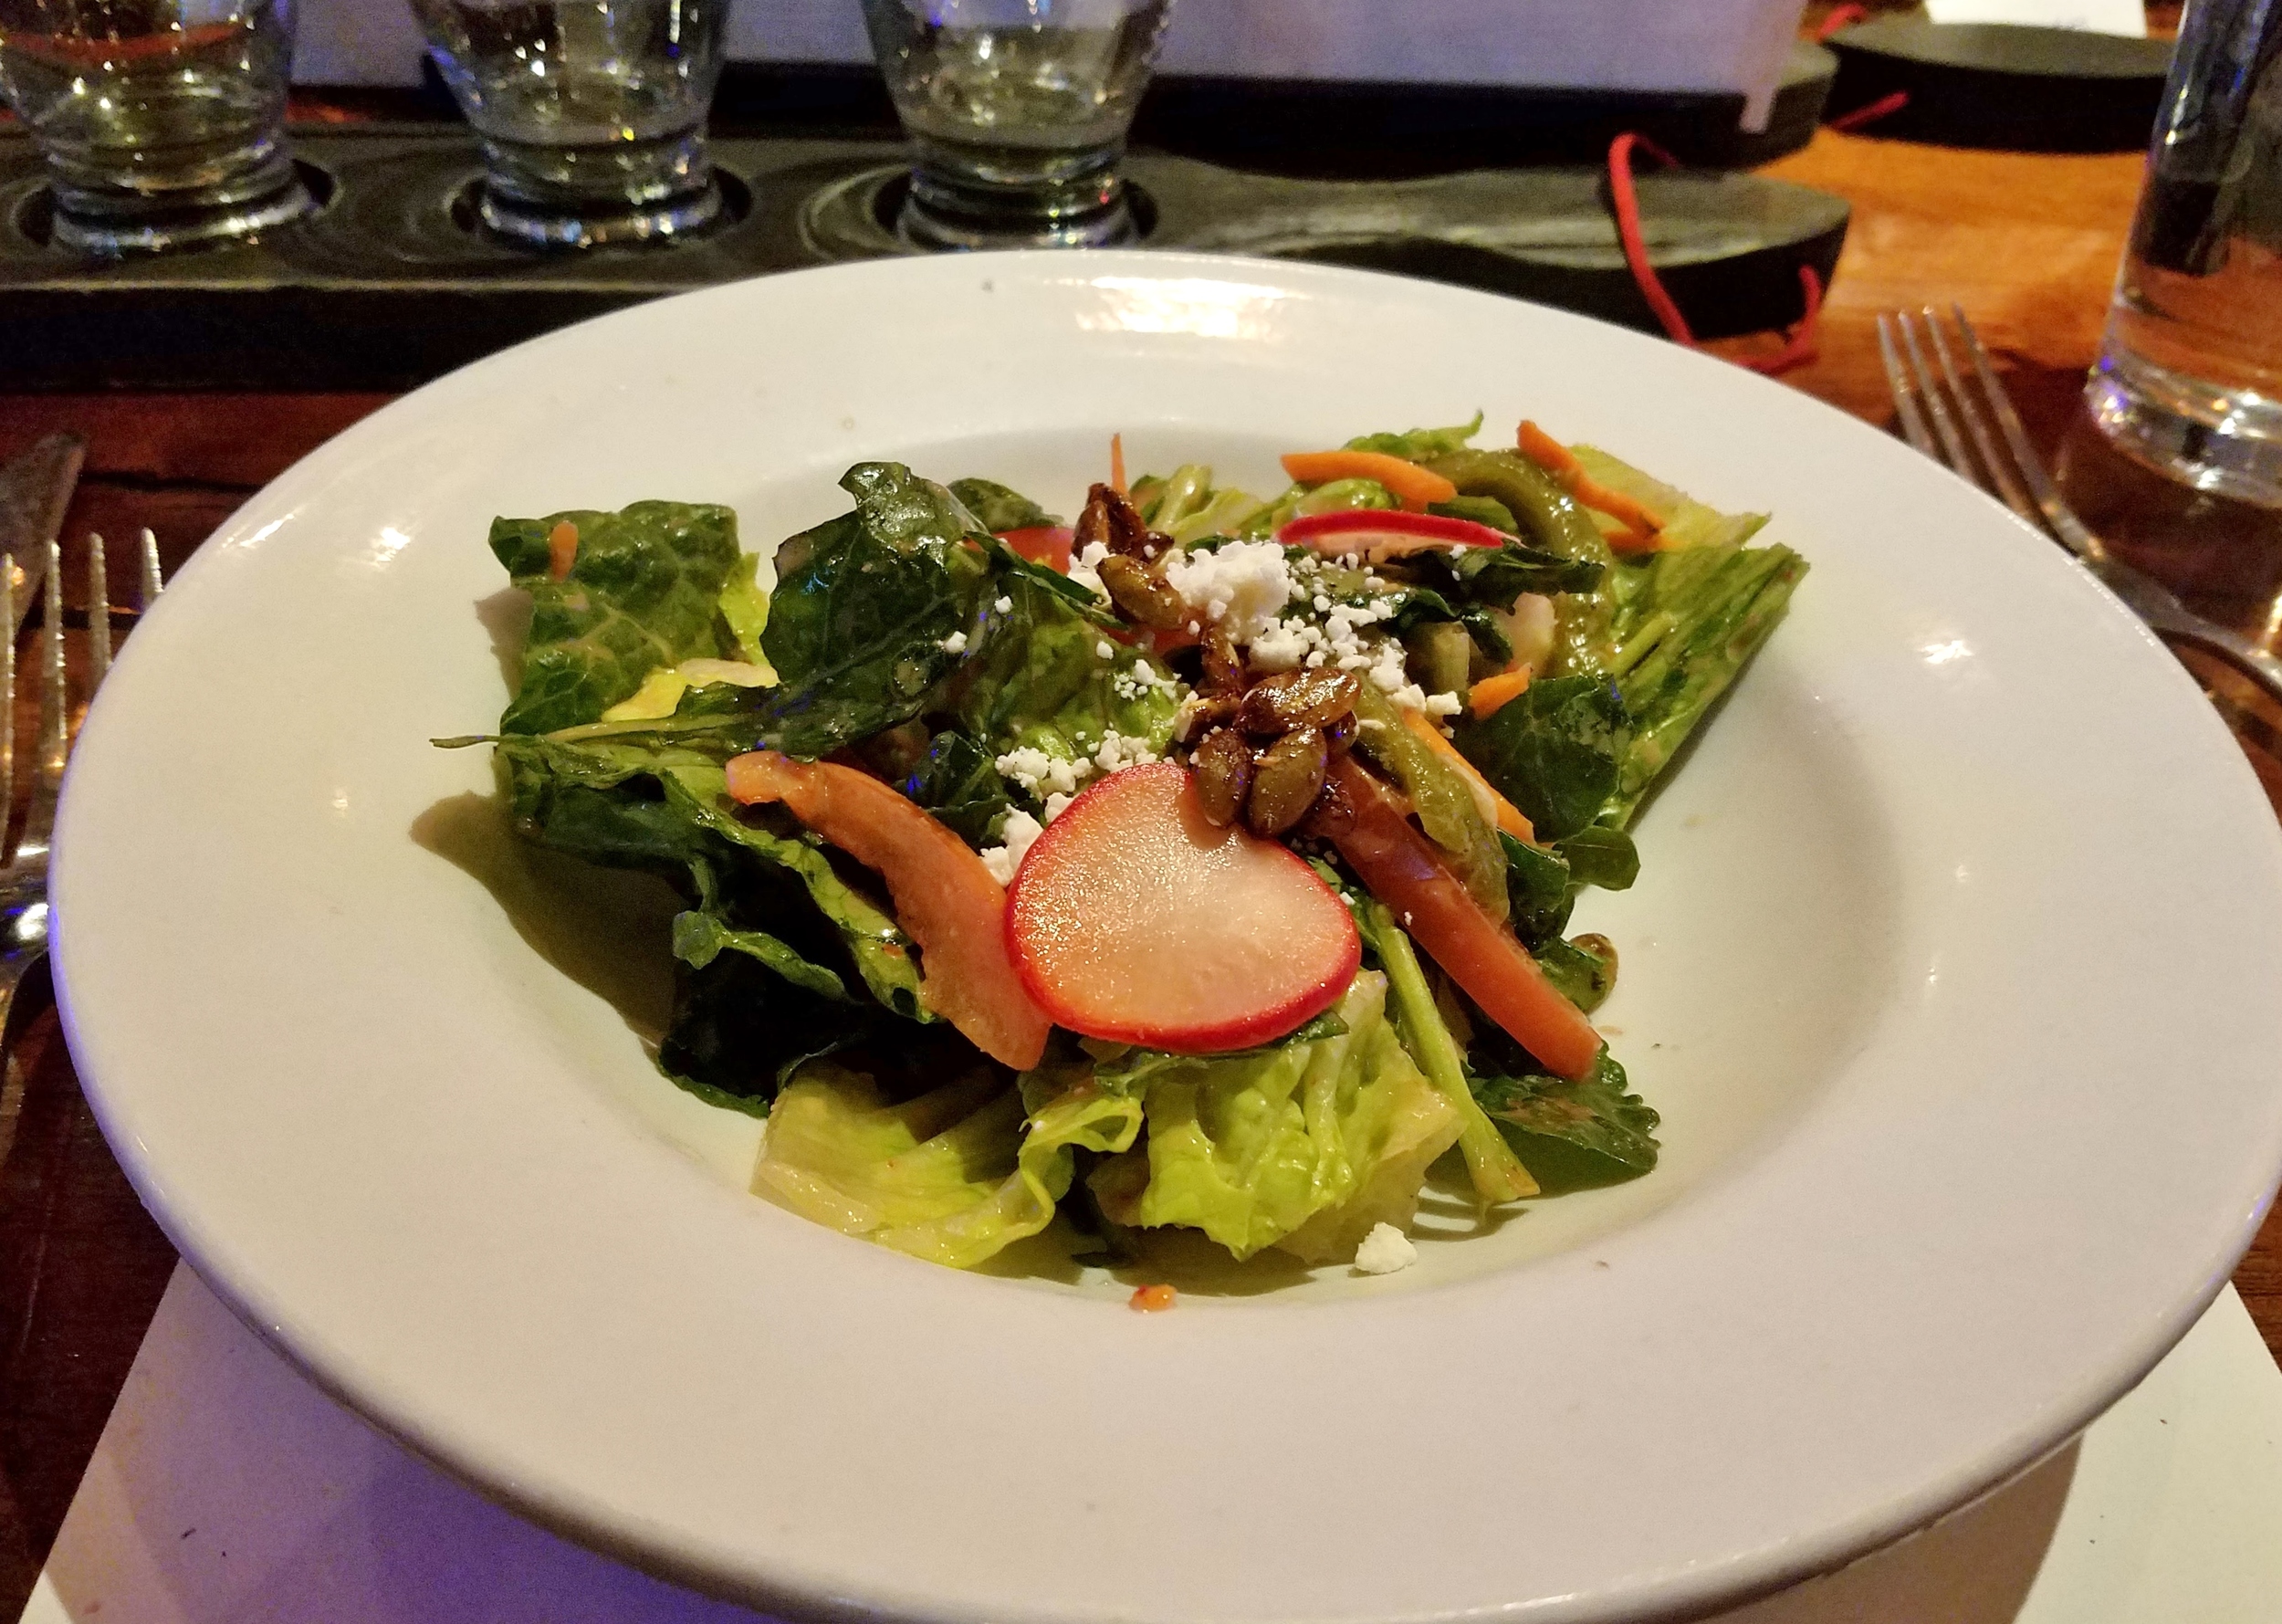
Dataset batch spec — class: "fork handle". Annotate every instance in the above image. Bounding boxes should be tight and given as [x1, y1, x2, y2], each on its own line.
[0, 946, 45, 1058]
[2102, 572, 2282, 707]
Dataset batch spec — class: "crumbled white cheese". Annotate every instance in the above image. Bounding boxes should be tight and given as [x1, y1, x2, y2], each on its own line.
[978, 808, 1044, 885]
[1092, 732, 1160, 775]
[1423, 690, 1464, 718]
[1129, 658, 1156, 686]
[1353, 1223, 1418, 1275]
[939, 631, 968, 655]
[1247, 620, 1313, 673]
[1163, 540, 1294, 644]
[1067, 540, 1112, 600]
[995, 747, 1084, 798]
[1095, 641, 1115, 660]
[994, 595, 1014, 613]
[1042, 791, 1074, 822]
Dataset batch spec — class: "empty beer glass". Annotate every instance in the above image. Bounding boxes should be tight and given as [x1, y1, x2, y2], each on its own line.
[2088, 0, 2282, 506]
[861, 0, 1176, 249]
[408, 0, 730, 248]
[0, 0, 313, 256]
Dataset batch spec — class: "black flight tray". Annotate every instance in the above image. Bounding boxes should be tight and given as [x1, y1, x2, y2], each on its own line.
[0, 122, 1848, 392]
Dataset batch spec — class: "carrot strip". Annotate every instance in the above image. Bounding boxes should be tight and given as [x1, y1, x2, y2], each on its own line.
[1109, 433, 1126, 495]
[546, 519, 579, 581]
[1514, 420, 1668, 545]
[1468, 668, 1532, 719]
[1279, 450, 1457, 512]
[1403, 710, 1535, 843]
[1514, 421, 1579, 479]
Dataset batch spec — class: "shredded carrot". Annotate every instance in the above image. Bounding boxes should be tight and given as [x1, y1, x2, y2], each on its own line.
[1402, 710, 1535, 843]
[546, 519, 579, 581]
[1468, 668, 1532, 719]
[1514, 420, 1667, 546]
[1279, 450, 1457, 512]
[1129, 1283, 1178, 1312]
[1109, 433, 1126, 495]
[1514, 421, 1579, 479]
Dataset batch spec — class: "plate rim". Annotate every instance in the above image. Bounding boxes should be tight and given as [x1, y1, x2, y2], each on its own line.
[52, 248, 2282, 1624]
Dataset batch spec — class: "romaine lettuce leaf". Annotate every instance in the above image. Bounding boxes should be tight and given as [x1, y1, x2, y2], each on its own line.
[1514, 445, 1805, 825]
[751, 1064, 1144, 1269]
[1345, 414, 1484, 460]
[949, 561, 1183, 784]
[1354, 897, 1540, 1204]
[491, 500, 742, 735]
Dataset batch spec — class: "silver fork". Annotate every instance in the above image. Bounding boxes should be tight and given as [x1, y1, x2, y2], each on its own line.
[1878, 305, 2282, 707]
[0, 529, 164, 1037]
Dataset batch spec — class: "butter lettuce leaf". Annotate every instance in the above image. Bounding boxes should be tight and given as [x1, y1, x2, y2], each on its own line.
[491, 500, 742, 735]
[1095, 973, 1462, 1262]
[751, 1064, 1144, 1269]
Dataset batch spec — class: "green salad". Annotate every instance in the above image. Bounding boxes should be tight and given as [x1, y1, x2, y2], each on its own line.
[446, 415, 1805, 1283]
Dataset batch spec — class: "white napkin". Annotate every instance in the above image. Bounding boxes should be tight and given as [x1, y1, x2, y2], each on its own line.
[1922, 0, 2149, 37]
[17, 1267, 2282, 1623]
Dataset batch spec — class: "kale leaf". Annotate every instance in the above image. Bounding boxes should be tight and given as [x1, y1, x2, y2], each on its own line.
[491, 501, 741, 735]
[898, 728, 1013, 847]
[949, 477, 1058, 533]
[1471, 1052, 1659, 1194]
[1451, 673, 1630, 843]
[756, 464, 992, 759]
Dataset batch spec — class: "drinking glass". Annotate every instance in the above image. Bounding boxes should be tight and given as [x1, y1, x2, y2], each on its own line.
[407, 0, 730, 248]
[860, 0, 1176, 250]
[0, 0, 313, 256]
[2088, 0, 2282, 506]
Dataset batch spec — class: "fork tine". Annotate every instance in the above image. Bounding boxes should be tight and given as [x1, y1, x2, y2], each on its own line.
[0, 566, 15, 854]
[1951, 309, 2109, 561]
[1877, 315, 1938, 456]
[11, 534, 68, 865]
[137, 528, 162, 612]
[37, 531, 62, 784]
[1923, 313, 2043, 529]
[88, 532, 110, 686]
[1897, 309, 1980, 480]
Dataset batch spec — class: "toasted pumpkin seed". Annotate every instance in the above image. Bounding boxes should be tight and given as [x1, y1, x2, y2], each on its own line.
[1192, 728, 1253, 827]
[1246, 727, 1329, 836]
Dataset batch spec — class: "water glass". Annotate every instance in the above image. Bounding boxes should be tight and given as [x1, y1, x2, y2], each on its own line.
[408, 0, 730, 248]
[2088, 0, 2282, 507]
[0, 0, 312, 256]
[860, 0, 1176, 250]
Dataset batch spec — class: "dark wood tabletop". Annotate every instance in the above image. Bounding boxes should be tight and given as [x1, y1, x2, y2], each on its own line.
[0, 100, 2278, 1611]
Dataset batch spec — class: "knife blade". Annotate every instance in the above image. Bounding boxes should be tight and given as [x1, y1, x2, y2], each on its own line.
[0, 433, 83, 638]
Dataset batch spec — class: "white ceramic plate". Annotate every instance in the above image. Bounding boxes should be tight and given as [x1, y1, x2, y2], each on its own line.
[54, 254, 2282, 1624]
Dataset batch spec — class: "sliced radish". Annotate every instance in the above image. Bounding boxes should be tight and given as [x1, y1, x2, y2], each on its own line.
[1007, 761, 1360, 1054]
[1277, 508, 1512, 561]
[725, 751, 1052, 1070]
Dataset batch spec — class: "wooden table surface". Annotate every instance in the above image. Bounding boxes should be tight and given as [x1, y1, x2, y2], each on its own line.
[0, 111, 2279, 1607]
